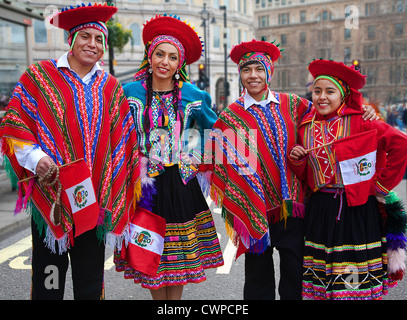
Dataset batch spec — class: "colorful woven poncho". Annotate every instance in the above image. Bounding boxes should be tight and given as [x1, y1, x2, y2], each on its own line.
[0, 60, 141, 252]
[205, 92, 312, 256]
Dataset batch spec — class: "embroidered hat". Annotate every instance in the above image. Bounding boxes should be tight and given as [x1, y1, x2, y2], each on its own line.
[142, 14, 203, 65]
[50, 2, 116, 52]
[308, 59, 366, 90]
[49, 2, 117, 33]
[230, 39, 282, 65]
[230, 39, 282, 84]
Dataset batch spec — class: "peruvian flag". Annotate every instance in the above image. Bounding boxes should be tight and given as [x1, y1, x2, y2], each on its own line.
[59, 159, 99, 237]
[334, 129, 377, 206]
[122, 207, 166, 276]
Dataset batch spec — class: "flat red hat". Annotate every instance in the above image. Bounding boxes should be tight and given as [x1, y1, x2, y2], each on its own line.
[230, 39, 281, 64]
[50, 3, 117, 31]
[142, 14, 203, 65]
[309, 59, 366, 89]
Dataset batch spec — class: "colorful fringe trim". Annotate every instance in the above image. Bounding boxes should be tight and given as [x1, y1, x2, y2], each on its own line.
[221, 199, 304, 255]
[3, 156, 18, 189]
[381, 191, 407, 281]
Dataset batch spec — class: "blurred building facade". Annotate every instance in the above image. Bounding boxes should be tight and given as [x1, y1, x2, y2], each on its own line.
[0, 0, 44, 110]
[254, 0, 407, 103]
[1, 0, 406, 107]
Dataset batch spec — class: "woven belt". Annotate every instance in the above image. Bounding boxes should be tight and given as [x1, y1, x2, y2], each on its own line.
[320, 187, 345, 221]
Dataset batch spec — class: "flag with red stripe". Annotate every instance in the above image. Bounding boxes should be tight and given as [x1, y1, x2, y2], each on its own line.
[59, 159, 99, 237]
[122, 207, 166, 276]
[334, 129, 377, 206]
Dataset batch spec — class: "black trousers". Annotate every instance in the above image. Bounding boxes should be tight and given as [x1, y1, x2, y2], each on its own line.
[243, 218, 304, 300]
[31, 218, 105, 300]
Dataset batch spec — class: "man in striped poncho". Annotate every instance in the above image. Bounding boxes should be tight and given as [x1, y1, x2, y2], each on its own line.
[205, 39, 313, 300]
[0, 3, 140, 299]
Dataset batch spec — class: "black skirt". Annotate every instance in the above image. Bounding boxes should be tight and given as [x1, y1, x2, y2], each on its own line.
[302, 190, 396, 300]
[152, 165, 210, 223]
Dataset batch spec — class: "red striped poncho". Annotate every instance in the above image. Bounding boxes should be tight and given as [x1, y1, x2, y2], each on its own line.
[0, 60, 140, 251]
[205, 92, 312, 255]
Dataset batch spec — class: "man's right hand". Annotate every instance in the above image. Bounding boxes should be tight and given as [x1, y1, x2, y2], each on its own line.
[36, 156, 56, 181]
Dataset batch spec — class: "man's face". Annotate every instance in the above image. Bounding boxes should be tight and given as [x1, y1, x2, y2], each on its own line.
[70, 28, 104, 67]
[240, 62, 267, 101]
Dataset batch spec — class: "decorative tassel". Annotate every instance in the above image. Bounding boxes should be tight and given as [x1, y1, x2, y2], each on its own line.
[249, 232, 271, 254]
[196, 171, 211, 197]
[210, 184, 224, 207]
[96, 208, 112, 244]
[22, 178, 35, 209]
[389, 269, 405, 281]
[383, 191, 407, 281]
[50, 202, 62, 226]
[387, 233, 407, 251]
[14, 181, 23, 214]
[30, 202, 48, 238]
[387, 248, 406, 279]
[14, 176, 35, 215]
[137, 156, 156, 212]
[384, 191, 407, 234]
[97, 207, 106, 226]
[4, 157, 18, 189]
[138, 182, 156, 212]
[3, 138, 32, 156]
[280, 199, 293, 226]
[292, 202, 305, 219]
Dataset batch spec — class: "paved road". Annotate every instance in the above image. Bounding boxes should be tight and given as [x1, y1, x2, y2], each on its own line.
[0, 185, 406, 300]
[0, 199, 247, 300]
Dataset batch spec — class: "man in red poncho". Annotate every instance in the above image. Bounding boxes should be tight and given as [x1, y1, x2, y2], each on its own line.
[0, 3, 140, 299]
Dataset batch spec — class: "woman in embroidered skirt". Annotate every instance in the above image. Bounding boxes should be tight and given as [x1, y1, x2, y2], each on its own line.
[288, 59, 407, 300]
[113, 14, 223, 300]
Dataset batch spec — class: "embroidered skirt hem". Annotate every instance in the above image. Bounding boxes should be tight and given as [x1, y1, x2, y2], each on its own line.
[114, 209, 224, 289]
[302, 191, 398, 300]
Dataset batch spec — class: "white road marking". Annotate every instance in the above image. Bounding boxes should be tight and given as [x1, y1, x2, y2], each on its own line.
[216, 238, 237, 274]
[0, 235, 31, 265]
[9, 256, 31, 269]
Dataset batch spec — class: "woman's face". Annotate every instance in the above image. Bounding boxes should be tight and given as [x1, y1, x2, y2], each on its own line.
[312, 79, 343, 116]
[148, 42, 180, 82]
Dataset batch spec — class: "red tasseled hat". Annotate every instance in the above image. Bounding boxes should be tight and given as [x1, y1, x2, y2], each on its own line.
[49, 2, 117, 32]
[142, 14, 203, 65]
[230, 39, 282, 64]
[308, 59, 366, 89]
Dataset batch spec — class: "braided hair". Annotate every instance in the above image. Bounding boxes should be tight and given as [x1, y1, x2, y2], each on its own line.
[143, 67, 183, 133]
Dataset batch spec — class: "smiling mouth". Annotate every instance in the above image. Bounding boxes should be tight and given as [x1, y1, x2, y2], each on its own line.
[318, 103, 329, 108]
[157, 67, 169, 73]
[83, 50, 97, 56]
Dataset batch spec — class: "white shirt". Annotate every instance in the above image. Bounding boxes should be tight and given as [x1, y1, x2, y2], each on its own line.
[243, 89, 280, 110]
[14, 52, 103, 174]
[57, 52, 103, 84]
